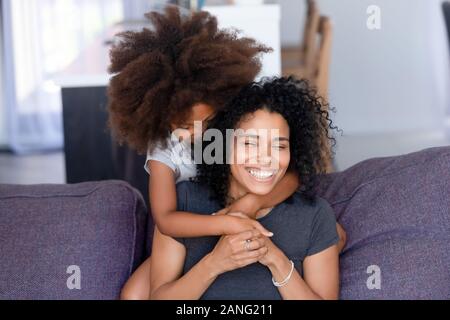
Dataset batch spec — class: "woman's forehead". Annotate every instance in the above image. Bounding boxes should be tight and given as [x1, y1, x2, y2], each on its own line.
[236, 109, 290, 136]
[235, 131, 289, 142]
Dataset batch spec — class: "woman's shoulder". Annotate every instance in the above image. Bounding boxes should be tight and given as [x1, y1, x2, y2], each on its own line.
[288, 193, 335, 219]
[176, 180, 210, 196]
[289, 192, 331, 208]
[286, 193, 338, 256]
[176, 181, 219, 214]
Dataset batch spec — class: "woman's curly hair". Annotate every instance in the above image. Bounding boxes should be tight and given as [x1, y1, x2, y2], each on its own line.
[197, 76, 337, 206]
[107, 6, 271, 153]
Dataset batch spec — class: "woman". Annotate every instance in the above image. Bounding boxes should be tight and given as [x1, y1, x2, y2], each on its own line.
[149, 77, 340, 300]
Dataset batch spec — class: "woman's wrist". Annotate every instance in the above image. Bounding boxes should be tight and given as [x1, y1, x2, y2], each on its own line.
[267, 252, 292, 282]
[201, 253, 222, 280]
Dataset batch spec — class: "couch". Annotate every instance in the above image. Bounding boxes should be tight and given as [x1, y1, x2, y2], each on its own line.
[1, 146, 449, 300]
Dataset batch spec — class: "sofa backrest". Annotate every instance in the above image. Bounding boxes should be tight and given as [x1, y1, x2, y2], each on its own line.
[0, 181, 149, 300]
[317, 146, 450, 299]
[1, 146, 449, 300]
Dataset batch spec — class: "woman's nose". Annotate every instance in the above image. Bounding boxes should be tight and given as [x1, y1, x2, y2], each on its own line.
[258, 155, 272, 165]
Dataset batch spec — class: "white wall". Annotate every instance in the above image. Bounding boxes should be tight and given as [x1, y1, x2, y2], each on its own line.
[279, 0, 303, 46]
[123, 0, 167, 19]
[0, 0, 7, 148]
[280, 0, 450, 135]
[205, 4, 282, 78]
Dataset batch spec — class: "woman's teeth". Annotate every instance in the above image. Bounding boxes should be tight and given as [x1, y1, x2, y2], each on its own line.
[247, 169, 277, 180]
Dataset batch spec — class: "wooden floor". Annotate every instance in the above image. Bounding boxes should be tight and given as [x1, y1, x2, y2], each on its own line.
[0, 152, 66, 185]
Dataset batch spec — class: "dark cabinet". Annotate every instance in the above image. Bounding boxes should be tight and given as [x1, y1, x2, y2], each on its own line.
[62, 86, 150, 207]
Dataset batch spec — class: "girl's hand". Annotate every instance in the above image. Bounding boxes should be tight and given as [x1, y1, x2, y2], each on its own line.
[222, 212, 274, 238]
[213, 207, 230, 216]
[226, 194, 261, 219]
[205, 230, 268, 277]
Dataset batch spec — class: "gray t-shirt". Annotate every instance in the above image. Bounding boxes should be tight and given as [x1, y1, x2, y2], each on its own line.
[174, 181, 339, 300]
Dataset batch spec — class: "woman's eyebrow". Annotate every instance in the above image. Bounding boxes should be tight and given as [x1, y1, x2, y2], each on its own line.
[235, 134, 289, 142]
[274, 137, 290, 142]
[236, 133, 259, 139]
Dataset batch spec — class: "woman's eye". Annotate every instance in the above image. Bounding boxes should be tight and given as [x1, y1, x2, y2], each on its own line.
[273, 145, 287, 150]
[244, 141, 257, 146]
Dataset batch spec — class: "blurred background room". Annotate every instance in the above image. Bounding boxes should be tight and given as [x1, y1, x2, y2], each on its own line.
[0, 0, 449, 200]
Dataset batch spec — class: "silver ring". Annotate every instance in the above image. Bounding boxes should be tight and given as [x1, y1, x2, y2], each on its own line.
[244, 239, 252, 251]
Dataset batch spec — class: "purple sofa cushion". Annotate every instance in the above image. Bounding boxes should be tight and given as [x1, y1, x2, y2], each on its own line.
[317, 146, 450, 299]
[0, 181, 149, 300]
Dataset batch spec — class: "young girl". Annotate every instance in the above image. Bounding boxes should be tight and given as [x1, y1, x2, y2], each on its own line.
[107, 6, 345, 300]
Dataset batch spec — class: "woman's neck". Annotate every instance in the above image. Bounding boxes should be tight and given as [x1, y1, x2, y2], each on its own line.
[227, 176, 273, 220]
[227, 176, 248, 205]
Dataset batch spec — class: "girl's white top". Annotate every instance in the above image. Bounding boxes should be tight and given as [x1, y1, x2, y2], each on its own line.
[145, 137, 197, 184]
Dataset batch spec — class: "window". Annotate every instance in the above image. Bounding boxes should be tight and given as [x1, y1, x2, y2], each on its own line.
[3, 0, 124, 151]
[11, 0, 123, 113]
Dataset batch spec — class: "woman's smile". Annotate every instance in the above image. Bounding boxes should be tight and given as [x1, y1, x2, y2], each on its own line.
[246, 167, 279, 182]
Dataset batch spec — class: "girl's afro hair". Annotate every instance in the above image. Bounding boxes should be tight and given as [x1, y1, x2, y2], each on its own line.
[107, 5, 271, 153]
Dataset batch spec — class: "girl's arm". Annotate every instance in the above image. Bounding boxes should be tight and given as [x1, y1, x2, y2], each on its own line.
[225, 170, 299, 218]
[149, 160, 272, 238]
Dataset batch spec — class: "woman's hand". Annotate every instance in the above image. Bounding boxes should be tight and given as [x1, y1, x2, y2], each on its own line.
[205, 229, 268, 277]
[257, 237, 298, 287]
[257, 236, 286, 268]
